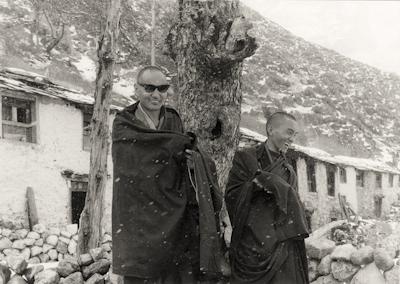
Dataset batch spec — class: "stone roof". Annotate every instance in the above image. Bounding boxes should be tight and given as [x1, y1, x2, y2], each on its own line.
[0, 68, 122, 110]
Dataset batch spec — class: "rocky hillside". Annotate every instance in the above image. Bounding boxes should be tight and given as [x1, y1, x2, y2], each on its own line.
[1, 0, 399, 162]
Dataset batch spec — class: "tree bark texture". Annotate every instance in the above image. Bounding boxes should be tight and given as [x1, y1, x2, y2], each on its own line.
[166, 0, 257, 191]
[78, 0, 121, 254]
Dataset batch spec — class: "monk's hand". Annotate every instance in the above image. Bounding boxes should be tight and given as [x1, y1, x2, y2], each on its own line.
[253, 176, 273, 194]
[252, 176, 263, 188]
[185, 149, 194, 169]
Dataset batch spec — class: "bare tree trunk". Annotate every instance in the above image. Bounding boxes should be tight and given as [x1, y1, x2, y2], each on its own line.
[151, 0, 156, 65]
[78, 0, 121, 254]
[166, 0, 257, 244]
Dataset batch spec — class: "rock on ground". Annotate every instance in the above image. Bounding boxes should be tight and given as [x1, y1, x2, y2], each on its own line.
[60, 271, 84, 284]
[0, 238, 12, 251]
[86, 273, 105, 284]
[7, 275, 27, 284]
[311, 274, 341, 284]
[331, 260, 360, 282]
[306, 238, 336, 260]
[57, 259, 80, 277]
[331, 244, 357, 261]
[350, 246, 374, 266]
[46, 236, 58, 247]
[385, 264, 400, 284]
[89, 248, 107, 262]
[82, 259, 111, 279]
[374, 248, 394, 271]
[34, 269, 60, 284]
[24, 264, 44, 282]
[33, 224, 46, 235]
[350, 263, 385, 284]
[78, 253, 93, 266]
[6, 255, 28, 275]
[309, 259, 319, 282]
[27, 232, 40, 240]
[318, 255, 332, 276]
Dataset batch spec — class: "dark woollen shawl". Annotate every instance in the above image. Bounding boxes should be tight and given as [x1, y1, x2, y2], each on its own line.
[226, 143, 310, 283]
[111, 102, 223, 279]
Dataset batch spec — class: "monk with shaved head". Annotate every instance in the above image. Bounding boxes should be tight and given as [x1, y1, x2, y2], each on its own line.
[226, 111, 310, 283]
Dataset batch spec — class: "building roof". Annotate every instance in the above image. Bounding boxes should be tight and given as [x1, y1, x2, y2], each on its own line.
[0, 68, 123, 110]
[2, 68, 398, 174]
[240, 127, 400, 174]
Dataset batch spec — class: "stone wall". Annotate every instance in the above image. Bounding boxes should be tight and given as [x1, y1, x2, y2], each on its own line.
[0, 96, 114, 232]
[0, 221, 112, 265]
[297, 159, 342, 230]
[306, 220, 400, 284]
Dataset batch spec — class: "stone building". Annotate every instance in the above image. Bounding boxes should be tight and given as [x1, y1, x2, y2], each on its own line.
[240, 128, 400, 230]
[0, 68, 120, 232]
[1, 68, 399, 233]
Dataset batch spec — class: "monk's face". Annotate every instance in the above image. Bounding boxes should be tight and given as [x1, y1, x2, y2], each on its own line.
[135, 70, 169, 112]
[268, 117, 298, 153]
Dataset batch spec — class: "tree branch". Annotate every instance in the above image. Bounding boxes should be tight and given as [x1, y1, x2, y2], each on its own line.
[46, 23, 65, 54]
[43, 9, 55, 38]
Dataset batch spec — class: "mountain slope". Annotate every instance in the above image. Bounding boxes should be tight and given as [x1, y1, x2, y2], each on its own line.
[1, 0, 399, 163]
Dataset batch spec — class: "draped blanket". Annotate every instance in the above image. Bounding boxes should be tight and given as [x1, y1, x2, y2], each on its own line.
[111, 105, 223, 279]
[225, 146, 309, 283]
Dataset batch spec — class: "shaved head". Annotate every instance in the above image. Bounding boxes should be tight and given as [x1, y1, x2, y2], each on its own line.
[265, 111, 298, 153]
[266, 112, 296, 136]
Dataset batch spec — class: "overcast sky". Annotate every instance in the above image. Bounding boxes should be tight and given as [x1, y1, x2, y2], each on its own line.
[241, 0, 400, 75]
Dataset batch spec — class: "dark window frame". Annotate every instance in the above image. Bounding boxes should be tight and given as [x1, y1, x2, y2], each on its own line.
[82, 110, 92, 152]
[389, 174, 394, 187]
[356, 170, 365, 187]
[376, 173, 382, 189]
[327, 164, 336, 197]
[306, 159, 317, 193]
[339, 167, 347, 183]
[1, 93, 37, 143]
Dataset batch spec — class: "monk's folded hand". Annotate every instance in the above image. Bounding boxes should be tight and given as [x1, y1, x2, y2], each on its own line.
[185, 149, 194, 169]
[253, 176, 273, 194]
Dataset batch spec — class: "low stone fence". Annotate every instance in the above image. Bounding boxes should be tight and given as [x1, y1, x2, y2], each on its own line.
[0, 223, 112, 264]
[1, 247, 113, 283]
[306, 220, 400, 284]
[0, 221, 114, 283]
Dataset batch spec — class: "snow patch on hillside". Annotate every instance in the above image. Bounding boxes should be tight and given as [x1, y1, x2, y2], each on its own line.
[285, 105, 313, 114]
[72, 55, 96, 82]
[113, 78, 135, 103]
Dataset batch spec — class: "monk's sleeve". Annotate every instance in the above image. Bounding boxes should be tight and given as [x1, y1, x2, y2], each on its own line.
[225, 151, 255, 224]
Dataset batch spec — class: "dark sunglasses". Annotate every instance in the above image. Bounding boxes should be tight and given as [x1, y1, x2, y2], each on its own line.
[139, 83, 170, 93]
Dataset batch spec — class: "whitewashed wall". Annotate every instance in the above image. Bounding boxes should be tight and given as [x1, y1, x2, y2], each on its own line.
[337, 167, 358, 213]
[0, 95, 114, 232]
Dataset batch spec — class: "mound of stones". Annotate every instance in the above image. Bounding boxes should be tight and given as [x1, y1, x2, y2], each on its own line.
[0, 247, 112, 283]
[306, 220, 400, 284]
[0, 222, 112, 265]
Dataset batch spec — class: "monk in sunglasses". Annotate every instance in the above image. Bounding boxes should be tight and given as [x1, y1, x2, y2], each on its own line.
[112, 66, 224, 283]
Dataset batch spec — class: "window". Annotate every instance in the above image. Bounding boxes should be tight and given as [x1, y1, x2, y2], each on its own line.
[1, 95, 37, 143]
[376, 173, 382, 189]
[71, 180, 88, 225]
[389, 174, 394, 187]
[306, 159, 316, 192]
[356, 170, 365, 187]
[339, 167, 347, 183]
[82, 110, 92, 151]
[327, 165, 336, 197]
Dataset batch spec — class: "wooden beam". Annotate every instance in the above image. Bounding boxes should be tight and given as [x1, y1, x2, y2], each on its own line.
[26, 187, 39, 230]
